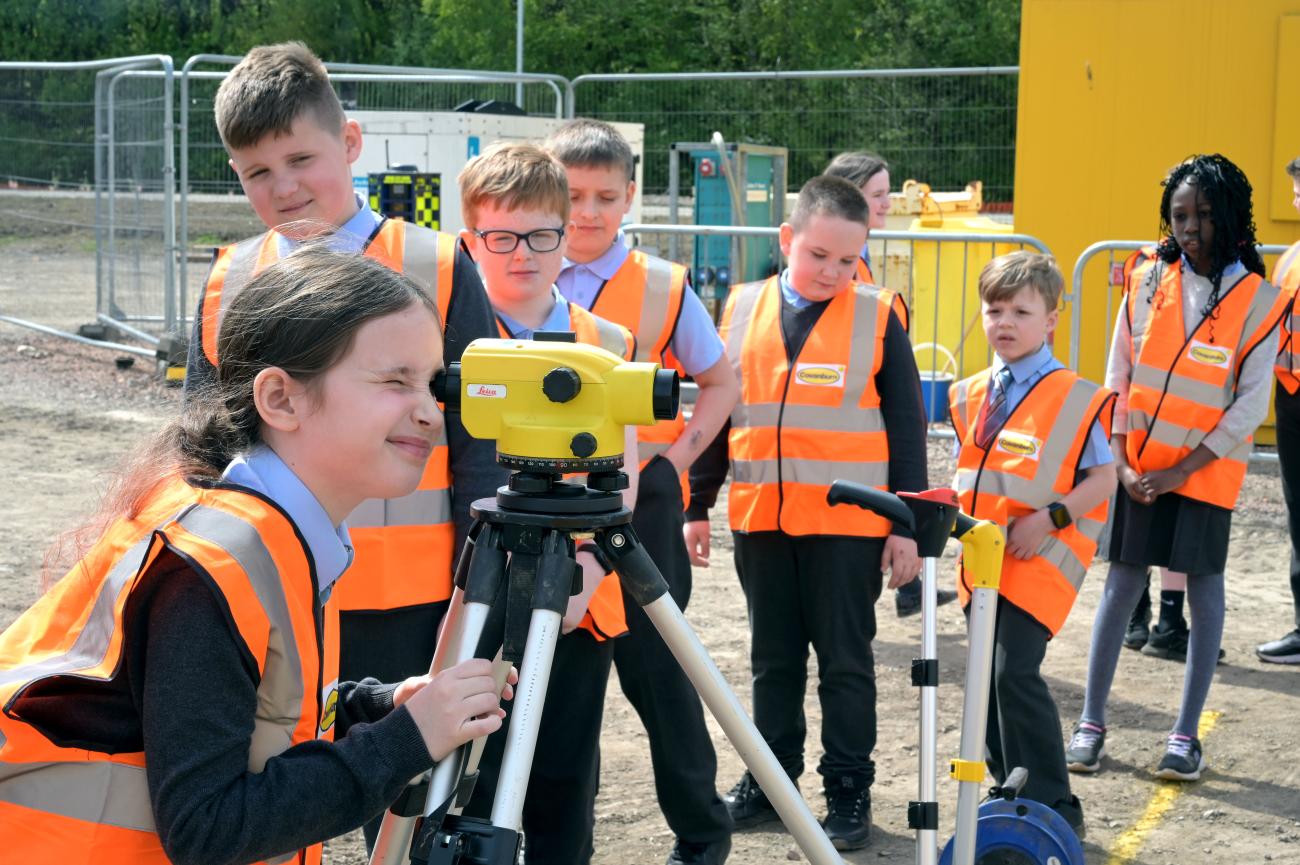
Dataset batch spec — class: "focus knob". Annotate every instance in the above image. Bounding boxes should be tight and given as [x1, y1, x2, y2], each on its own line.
[542, 367, 582, 403]
[570, 432, 598, 458]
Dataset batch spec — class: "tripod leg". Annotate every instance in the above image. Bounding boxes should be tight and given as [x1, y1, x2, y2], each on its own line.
[599, 526, 846, 865]
[952, 584, 997, 865]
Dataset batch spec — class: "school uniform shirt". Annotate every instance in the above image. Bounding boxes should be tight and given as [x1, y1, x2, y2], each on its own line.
[8, 448, 435, 864]
[954, 343, 1112, 470]
[557, 230, 724, 376]
[495, 286, 580, 339]
[1107, 258, 1274, 458]
[687, 270, 928, 530]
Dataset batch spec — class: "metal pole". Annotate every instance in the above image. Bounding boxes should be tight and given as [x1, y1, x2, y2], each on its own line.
[161, 56, 176, 334]
[917, 557, 939, 865]
[515, 0, 525, 108]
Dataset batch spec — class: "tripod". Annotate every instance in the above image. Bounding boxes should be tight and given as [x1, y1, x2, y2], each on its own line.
[370, 469, 846, 865]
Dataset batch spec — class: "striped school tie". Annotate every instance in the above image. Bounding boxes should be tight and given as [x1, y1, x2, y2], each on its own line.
[976, 366, 1015, 450]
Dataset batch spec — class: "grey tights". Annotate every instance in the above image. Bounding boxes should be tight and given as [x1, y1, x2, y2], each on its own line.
[1080, 561, 1225, 738]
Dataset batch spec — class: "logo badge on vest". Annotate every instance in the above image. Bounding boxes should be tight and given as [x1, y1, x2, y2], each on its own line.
[995, 431, 1042, 461]
[320, 681, 339, 735]
[794, 363, 846, 387]
[467, 383, 508, 399]
[1186, 340, 1232, 369]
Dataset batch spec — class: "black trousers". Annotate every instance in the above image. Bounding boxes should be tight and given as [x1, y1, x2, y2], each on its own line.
[611, 455, 733, 842]
[732, 531, 884, 785]
[1276, 382, 1300, 630]
[982, 598, 1080, 827]
[465, 629, 615, 864]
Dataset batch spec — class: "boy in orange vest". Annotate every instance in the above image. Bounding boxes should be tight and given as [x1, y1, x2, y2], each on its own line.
[1258, 154, 1300, 664]
[453, 140, 637, 863]
[189, 41, 503, 849]
[950, 252, 1116, 837]
[687, 175, 927, 851]
[546, 120, 738, 865]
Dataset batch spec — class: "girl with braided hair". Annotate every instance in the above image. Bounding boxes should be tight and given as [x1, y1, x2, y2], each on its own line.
[1064, 154, 1287, 782]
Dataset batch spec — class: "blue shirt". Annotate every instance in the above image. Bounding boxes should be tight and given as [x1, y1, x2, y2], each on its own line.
[222, 444, 354, 600]
[976, 343, 1112, 470]
[273, 195, 382, 258]
[557, 230, 724, 376]
[778, 269, 819, 309]
[495, 287, 572, 339]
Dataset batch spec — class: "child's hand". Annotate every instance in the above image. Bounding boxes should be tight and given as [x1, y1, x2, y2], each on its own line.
[683, 520, 712, 567]
[882, 535, 920, 588]
[1138, 467, 1186, 499]
[1007, 510, 1053, 560]
[1117, 464, 1151, 504]
[402, 658, 507, 761]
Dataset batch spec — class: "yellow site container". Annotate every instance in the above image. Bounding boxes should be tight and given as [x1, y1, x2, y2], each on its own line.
[908, 212, 1017, 380]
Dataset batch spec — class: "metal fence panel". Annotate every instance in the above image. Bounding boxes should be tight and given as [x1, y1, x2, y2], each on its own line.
[571, 68, 1019, 202]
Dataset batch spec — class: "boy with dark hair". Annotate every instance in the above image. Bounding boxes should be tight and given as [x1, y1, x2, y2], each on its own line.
[1258, 154, 1300, 664]
[952, 251, 1116, 835]
[188, 43, 504, 847]
[547, 118, 738, 865]
[688, 175, 928, 851]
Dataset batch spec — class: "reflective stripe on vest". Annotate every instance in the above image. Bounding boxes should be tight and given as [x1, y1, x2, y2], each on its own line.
[0, 479, 333, 865]
[201, 220, 459, 614]
[855, 258, 909, 332]
[591, 251, 689, 500]
[722, 276, 892, 536]
[1125, 262, 1286, 509]
[1272, 241, 1300, 394]
[951, 370, 1115, 635]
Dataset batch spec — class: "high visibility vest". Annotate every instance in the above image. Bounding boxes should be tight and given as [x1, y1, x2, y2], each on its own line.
[589, 251, 689, 485]
[0, 478, 338, 865]
[1125, 260, 1287, 509]
[1121, 245, 1160, 297]
[1271, 241, 1300, 394]
[950, 368, 1115, 636]
[855, 258, 909, 332]
[494, 303, 634, 642]
[721, 276, 893, 537]
[494, 301, 636, 363]
[199, 219, 460, 613]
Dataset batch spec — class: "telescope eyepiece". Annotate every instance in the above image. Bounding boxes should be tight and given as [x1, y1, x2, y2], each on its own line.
[652, 369, 680, 421]
[433, 363, 461, 408]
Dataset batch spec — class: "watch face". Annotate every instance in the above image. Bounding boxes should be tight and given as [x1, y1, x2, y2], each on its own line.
[1050, 505, 1070, 528]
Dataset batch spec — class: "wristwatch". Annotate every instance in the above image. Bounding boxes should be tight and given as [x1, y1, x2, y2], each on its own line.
[1047, 502, 1073, 530]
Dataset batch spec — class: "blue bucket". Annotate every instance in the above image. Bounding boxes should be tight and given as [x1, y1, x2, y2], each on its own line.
[913, 343, 957, 424]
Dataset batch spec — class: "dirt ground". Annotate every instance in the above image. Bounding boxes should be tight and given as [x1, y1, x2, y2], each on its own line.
[2, 219, 1299, 865]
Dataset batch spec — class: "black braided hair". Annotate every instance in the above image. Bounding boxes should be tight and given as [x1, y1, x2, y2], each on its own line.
[1149, 154, 1265, 340]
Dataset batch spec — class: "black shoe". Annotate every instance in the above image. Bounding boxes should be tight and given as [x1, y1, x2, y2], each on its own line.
[1124, 596, 1151, 649]
[666, 837, 731, 865]
[1142, 623, 1225, 663]
[896, 588, 959, 618]
[723, 773, 780, 828]
[1256, 629, 1300, 664]
[821, 776, 871, 851]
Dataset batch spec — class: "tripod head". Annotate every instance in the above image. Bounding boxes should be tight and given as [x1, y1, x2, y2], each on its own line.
[434, 333, 679, 475]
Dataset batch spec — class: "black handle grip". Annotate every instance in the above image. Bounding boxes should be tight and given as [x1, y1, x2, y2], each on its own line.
[826, 480, 915, 532]
[953, 512, 978, 538]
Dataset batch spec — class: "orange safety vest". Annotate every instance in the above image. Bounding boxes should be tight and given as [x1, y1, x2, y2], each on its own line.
[590, 251, 689, 479]
[1271, 241, 1300, 394]
[199, 219, 460, 613]
[0, 478, 338, 865]
[494, 303, 635, 642]
[1121, 245, 1160, 297]
[855, 257, 909, 332]
[721, 276, 893, 537]
[950, 368, 1115, 636]
[1125, 260, 1287, 509]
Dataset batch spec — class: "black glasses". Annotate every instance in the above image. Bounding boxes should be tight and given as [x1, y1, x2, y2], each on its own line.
[474, 227, 565, 254]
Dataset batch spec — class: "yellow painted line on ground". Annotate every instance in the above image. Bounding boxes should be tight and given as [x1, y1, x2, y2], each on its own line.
[1104, 710, 1222, 865]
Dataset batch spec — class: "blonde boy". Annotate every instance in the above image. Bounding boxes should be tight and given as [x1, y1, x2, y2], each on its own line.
[454, 140, 636, 864]
[687, 175, 927, 851]
[949, 251, 1117, 837]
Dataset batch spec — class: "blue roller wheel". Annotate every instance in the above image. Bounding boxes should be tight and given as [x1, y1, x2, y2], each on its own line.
[938, 796, 1084, 865]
